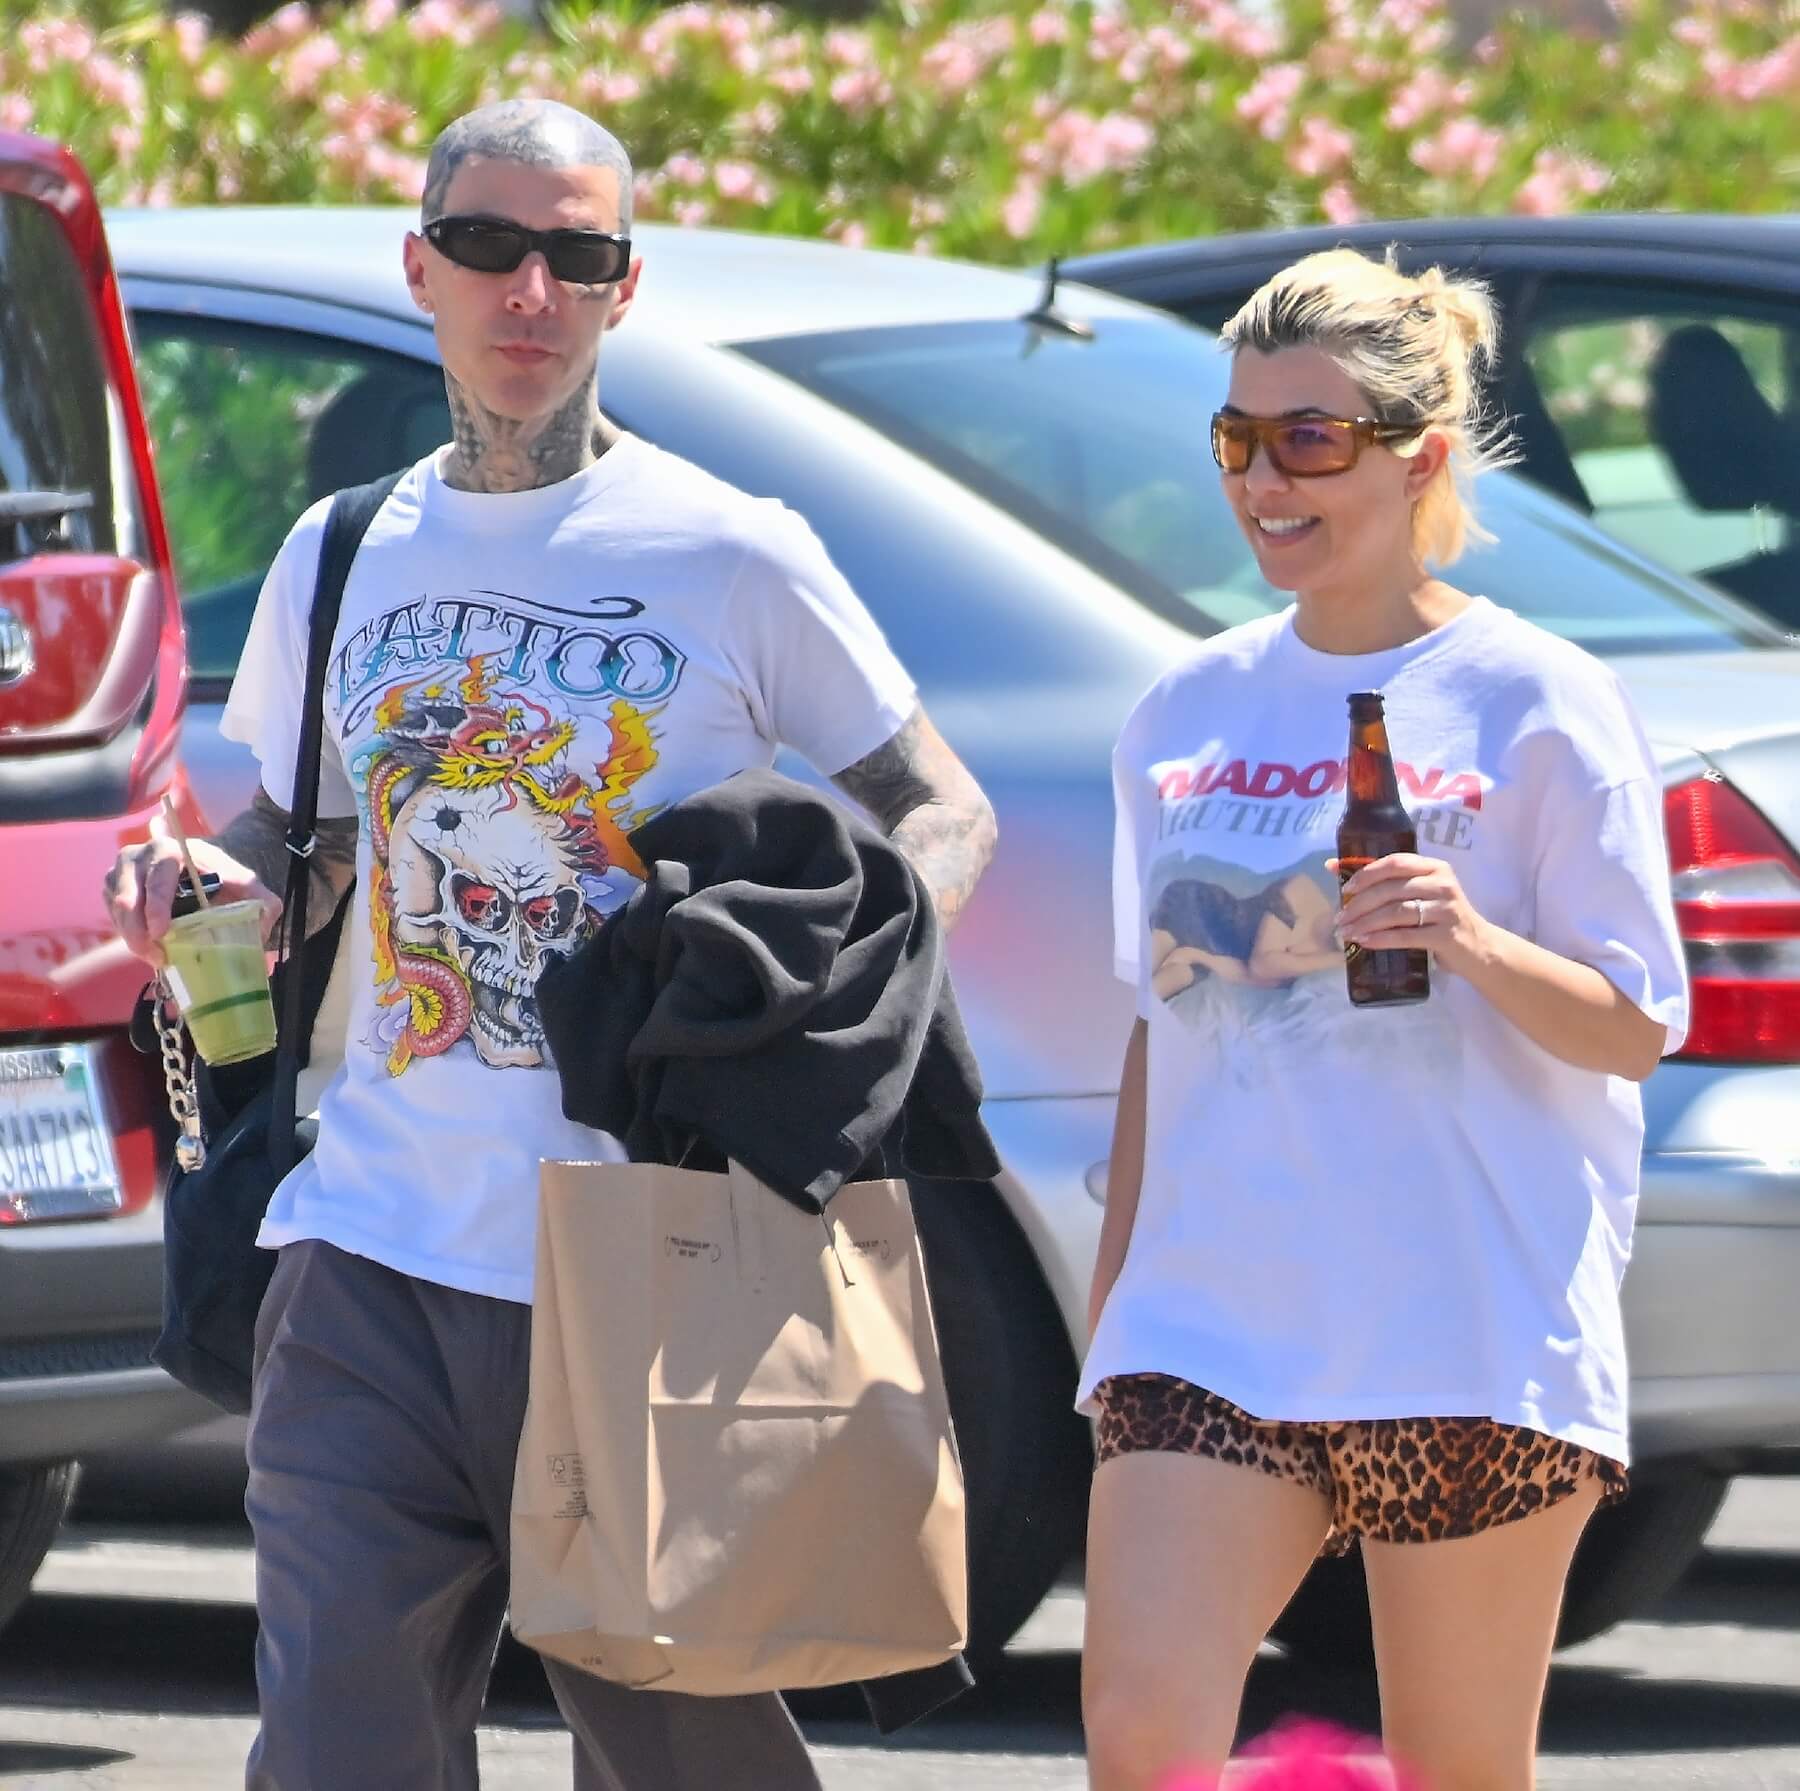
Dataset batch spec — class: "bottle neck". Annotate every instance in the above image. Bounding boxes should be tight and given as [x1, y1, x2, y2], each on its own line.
[1346, 718, 1405, 806]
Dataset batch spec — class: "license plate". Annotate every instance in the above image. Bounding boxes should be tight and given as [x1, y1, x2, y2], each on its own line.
[0, 1045, 124, 1223]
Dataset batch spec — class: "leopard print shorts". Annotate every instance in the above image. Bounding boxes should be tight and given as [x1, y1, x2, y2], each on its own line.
[1093, 1373, 1628, 1554]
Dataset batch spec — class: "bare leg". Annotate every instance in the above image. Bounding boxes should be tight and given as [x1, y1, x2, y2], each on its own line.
[1082, 1452, 1331, 1791]
[1364, 1480, 1603, 1791]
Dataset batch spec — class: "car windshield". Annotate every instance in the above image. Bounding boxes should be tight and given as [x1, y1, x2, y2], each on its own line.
[737, 314, 1783, 659]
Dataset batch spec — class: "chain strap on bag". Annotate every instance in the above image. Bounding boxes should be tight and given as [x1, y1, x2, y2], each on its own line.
[151, 972, 206, 1172]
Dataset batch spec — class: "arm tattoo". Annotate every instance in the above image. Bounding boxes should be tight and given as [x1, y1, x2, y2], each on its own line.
[832, 707, 998, 933]
[215, 790, 359, 941]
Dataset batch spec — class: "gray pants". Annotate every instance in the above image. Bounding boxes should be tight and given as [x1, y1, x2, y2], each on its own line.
[245, 1239, 824, 1791]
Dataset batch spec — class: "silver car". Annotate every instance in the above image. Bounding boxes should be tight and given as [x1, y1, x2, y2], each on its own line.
[105, 207, 1800, 1663]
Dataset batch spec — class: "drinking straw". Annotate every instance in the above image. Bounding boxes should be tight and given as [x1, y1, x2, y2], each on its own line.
[160, 794, 213, 910]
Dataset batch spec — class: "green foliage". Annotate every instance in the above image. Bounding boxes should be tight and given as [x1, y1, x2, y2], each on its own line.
[4, 0, 1796, 264]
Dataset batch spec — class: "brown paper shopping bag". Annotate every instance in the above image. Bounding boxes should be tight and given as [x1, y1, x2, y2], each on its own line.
[510, 1159, 968, 1695]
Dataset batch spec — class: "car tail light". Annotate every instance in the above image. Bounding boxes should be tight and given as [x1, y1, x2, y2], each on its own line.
[1664, 773, 1800, 1063]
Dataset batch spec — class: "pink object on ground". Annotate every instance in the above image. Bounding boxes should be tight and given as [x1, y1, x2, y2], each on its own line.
[1159, 1719, 1423, 1790]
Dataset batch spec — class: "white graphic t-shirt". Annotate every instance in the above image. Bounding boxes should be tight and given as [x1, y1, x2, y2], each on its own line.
[222, 437, 917, 1303]
[1080, 598, 1689, 1460]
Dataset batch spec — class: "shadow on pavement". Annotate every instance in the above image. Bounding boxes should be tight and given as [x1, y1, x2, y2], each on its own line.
[8, 1536, 1800, 1764]
[0, 1743, 133, 1776]
[0, 1595, 259, 1719]
[1642, 1547, 1800, 1634]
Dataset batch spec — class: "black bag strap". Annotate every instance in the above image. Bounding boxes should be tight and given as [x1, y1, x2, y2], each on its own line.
[267, 469, 406, 1174]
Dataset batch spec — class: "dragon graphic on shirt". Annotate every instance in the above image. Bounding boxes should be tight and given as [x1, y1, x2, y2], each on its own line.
[352, 655, 661, 1076]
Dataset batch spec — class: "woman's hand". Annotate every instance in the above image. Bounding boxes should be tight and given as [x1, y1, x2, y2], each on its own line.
[1330, 852, 1492, 978]
[1332, 852, 1666, 1076]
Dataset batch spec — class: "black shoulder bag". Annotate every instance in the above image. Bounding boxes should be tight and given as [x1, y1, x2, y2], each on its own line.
[145, 469, 404, 1415]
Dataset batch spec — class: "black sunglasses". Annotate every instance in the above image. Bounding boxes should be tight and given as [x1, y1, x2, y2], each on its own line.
[423, 215, 632, 286]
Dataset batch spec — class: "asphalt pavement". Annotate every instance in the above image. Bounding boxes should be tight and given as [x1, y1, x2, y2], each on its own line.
[3, 1479, 1799, 1788]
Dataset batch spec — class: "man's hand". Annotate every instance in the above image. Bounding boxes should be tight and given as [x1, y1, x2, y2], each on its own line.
[104, 819, 282, 969]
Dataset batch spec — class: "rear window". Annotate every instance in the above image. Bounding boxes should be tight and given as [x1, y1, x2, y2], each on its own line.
[738, 315, 1782, 660]
[0, 192, 125, 564]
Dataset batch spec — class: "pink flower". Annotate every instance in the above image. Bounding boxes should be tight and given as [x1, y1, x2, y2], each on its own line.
[824, 28, 874, 67]
[0, 93, 32, 132]
[909, 194, 947, 229]
[770, 65, 815, 95]
[357, 0, 400, 28]
[921, 39, 984, 96]
[1385, 66, 1474, 131]
[277, 35, 343, 99]
[367, 146, 429, 201]
[110, 123, 143, 159]
[1146, 25, 1194, 72]
[713, 160, 765, 202]
[1511, 147, 1612, 214]
[1041, 109, 1151, 184]
[1376, 0, 1443, 35]
[1672, 15, 1714, 47]
[1236, 62, 1306, 141]
[1196, 2, 1283, 59]
[197, 63, 230, 100]
[1708, 40, 1800, 102]
[1410, 115, 1506, 185]
[663, 153, 708, 188]
[1286, 114, 1355, 178]
[1029, 7, 1071, 46]
[579, 70, 643, 106]
[171, 13, 210, 65]
[672, 198, 711, 228]
[825, 218, 869, 249]
[240, 2, 311, 56]
[21, 17, 96, 72]
[1001, 177, 1043, 240]
[85, 56, 149, 114]
[829, 68, 891, 116]
[1321, 181, 1364, 225]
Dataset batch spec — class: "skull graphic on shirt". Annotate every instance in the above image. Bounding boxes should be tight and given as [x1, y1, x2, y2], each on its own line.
[388, 782, 594, 1069]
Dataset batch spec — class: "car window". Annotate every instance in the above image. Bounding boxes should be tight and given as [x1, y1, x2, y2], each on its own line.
[739, 315, 1782, 660]
[1522, 282, 1800, 624]
[129, 314, 450, 687]
[0, 192, 131, 564]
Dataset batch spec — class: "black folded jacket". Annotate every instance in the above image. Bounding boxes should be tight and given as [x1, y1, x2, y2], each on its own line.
[539, 767, 1000, 1210]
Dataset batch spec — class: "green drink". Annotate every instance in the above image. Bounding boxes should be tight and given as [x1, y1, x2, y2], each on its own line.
[161, 900, 277, 1066]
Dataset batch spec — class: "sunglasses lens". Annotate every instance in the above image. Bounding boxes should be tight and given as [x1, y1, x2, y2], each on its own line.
[545, 236, 629, 285]
[437, 219, 529, 273]
[1211, 417, 1253, 473]
[1273, 420, 1356, 475]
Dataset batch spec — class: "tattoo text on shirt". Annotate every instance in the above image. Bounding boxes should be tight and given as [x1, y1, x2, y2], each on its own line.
[333, 593, 686, 734]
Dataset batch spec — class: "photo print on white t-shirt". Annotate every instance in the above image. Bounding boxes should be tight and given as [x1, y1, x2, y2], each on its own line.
[1139, 743, 1486, 1076]
[334, 587, 683, 1078]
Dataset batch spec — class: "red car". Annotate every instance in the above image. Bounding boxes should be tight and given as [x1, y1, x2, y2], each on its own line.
[0, 133, 207, 1628]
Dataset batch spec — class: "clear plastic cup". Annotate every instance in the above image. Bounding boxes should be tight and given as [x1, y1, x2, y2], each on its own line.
[160, 899, 277, 1066]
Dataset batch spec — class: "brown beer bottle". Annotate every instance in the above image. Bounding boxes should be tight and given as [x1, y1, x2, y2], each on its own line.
[1337, 691, 1430, 1007]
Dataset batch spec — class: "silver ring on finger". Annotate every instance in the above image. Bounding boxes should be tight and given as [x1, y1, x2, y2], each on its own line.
[1410, 897, 1426, 927]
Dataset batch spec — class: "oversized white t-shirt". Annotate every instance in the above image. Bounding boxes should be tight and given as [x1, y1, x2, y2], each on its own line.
[1080, 597, 1689, 1461]
[221, 437, 917, 1303]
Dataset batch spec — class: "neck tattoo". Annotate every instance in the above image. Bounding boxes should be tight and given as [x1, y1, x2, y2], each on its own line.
[441, 367, 613, 494]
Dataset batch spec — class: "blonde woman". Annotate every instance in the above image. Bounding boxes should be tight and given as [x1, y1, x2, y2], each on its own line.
[1080, 251, 1689, 1791]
